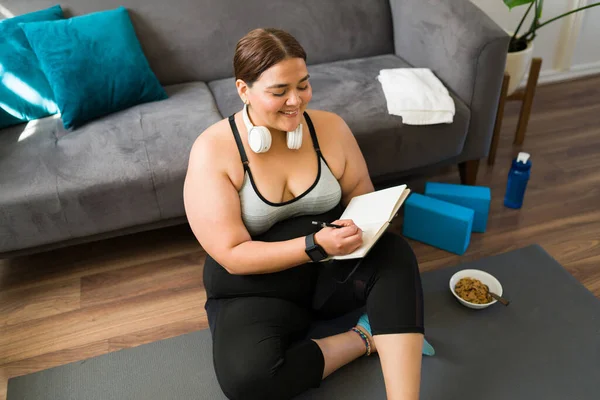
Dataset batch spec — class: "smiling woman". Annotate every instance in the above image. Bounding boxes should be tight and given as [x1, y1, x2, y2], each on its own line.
[183, 27, 430, 400]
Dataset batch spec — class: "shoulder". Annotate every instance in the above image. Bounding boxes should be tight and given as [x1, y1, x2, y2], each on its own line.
[304, 110, 353, 143]
[189, 118, 236, 168]
[305, 109, 349, 131]
[303, 110, 359, 179]
[305, 110, 356, 151]
[186, 117, 244, 188]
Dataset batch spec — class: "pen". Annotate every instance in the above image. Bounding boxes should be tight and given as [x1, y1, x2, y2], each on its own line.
[312, 221, 344, 229]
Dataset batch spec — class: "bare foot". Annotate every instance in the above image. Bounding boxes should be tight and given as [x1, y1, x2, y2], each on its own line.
[354, 325, 377, 354]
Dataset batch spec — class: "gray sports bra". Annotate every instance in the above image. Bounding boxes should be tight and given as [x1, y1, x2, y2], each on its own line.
[228, 112, 342, 236]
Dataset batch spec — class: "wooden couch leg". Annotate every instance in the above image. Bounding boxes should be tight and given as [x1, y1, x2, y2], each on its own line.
[458, 160, 480, 185]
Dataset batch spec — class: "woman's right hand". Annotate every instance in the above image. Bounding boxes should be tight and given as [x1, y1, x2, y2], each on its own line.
[314, 219, 363, 256]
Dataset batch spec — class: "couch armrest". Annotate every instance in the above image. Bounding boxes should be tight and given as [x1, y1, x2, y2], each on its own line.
[389, 0, 510, 159]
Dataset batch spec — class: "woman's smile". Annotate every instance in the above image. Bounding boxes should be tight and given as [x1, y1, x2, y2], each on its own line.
[279, 109, 299, 117]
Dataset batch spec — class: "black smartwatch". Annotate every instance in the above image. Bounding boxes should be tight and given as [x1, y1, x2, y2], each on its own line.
[305, 233, 328, 262]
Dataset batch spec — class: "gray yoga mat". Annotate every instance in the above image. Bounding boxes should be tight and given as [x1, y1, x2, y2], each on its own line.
[8, 244, 600, 400]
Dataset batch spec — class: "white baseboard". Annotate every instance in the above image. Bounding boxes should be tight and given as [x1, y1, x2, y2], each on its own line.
[519, 61, 600, 89]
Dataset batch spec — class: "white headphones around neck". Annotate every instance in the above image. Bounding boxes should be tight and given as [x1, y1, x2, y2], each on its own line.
[242, 103, 303, 153]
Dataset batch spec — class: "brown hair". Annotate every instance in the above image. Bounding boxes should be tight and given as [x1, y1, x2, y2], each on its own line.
[234, 28, 307, 86]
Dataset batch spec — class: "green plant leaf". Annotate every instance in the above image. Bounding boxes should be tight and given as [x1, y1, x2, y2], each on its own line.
[504, 0, 534, 9]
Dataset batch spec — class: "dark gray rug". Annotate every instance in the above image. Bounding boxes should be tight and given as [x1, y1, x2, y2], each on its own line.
[8, 244, 600, 400]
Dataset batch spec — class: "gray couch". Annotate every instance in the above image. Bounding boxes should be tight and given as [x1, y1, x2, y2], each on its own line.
[0, 0, 509, 258]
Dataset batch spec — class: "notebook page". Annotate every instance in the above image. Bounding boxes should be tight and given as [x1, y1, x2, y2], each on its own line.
[390, 188, 411, 220]
[339, 184, 407, 226]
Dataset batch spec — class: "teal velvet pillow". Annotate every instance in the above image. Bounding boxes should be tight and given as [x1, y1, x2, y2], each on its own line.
[0, 5, 63, 129]
[20, 7, 168, 130]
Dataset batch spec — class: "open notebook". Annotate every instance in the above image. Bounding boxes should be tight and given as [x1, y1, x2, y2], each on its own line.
[327, 184, 411, 260]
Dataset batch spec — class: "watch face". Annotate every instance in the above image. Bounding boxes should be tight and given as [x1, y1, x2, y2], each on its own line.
[306, 233, 327, 261]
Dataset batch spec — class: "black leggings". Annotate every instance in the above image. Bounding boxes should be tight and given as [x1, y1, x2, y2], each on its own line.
[203, 205, 424, 400]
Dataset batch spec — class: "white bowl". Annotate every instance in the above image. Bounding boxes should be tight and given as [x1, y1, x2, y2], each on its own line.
[449, 269, 503, 310]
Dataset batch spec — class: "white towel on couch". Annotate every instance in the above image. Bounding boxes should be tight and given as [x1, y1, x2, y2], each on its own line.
[377, 68, 455, 125]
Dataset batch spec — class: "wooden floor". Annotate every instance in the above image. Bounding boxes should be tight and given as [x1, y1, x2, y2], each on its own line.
[1, 75, 599, 399]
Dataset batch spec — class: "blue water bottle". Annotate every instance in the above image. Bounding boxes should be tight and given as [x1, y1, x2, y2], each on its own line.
[504, 152, 531, 209]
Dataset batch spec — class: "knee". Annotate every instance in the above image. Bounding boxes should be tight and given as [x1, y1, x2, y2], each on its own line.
[377, 233, 419, 274]
[363, 233, 423, 303]
[365, 234, 425, 333]
[215, 352, 282, 400]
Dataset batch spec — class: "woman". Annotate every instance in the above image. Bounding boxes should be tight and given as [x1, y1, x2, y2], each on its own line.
[183, 28, 432, 400]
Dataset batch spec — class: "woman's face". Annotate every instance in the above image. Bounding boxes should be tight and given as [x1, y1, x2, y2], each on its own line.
[238, 57, 312, 134]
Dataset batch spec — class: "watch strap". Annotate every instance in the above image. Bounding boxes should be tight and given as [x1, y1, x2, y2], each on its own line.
[306, 232, 316, 248]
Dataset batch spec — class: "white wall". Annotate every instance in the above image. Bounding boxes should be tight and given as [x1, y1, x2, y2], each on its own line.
[572, 5, 600, 66]
[470, 0, 600, 86]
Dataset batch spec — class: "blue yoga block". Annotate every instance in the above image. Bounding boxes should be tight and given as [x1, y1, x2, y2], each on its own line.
[403, 193, 474, 255]
[425, 182, 491, 233]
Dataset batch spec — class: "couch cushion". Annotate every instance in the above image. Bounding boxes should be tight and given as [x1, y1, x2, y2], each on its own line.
[1, 0, 394, 85]
[20, 6, 168, 130]
[209, 54, 470, 179]
[0, 82, 222, 253]
[0, 5, 63, 129]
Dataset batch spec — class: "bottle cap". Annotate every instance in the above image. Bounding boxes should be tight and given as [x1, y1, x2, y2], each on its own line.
[516, 152, 530, 164]
[512, 151, 532, 172]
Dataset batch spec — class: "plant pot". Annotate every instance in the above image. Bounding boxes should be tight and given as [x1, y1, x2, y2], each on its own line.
[505, 40, 534, 96]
